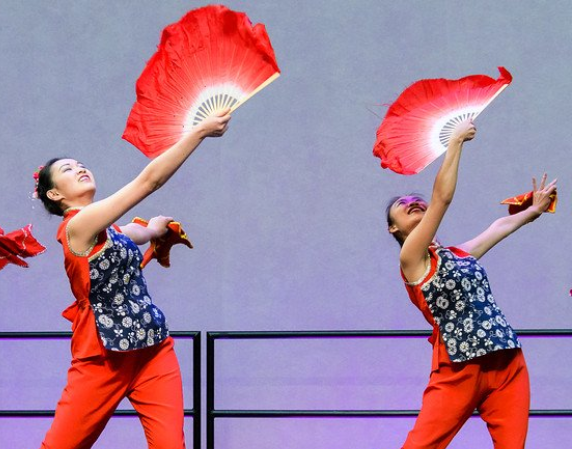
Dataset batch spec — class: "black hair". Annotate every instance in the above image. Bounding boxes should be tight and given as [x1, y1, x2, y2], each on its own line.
[36, 157, 69, 216]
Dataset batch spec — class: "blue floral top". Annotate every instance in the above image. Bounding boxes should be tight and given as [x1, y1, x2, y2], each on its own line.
[88, 226, 168, 351]
[405, 245, 520, 363]
[58, 209, 168, 353]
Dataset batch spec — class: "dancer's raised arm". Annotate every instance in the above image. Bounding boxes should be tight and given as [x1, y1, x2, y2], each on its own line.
[458, 173, 557, 259]
[394, 120, 476, 282]
[42, 111, 230, 253]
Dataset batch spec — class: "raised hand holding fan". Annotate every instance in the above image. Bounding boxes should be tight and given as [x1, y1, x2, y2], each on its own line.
[373, 67, 512, 175]
[123, 5, 280, 158]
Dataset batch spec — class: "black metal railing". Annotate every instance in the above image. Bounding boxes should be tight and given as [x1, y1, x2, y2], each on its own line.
[0, 331, 201, 449]
[206, 329, 572, 449]
[4, 329, 572, 448]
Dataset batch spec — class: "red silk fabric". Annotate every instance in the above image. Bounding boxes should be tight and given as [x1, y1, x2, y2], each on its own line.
[0, 224, 45, 270]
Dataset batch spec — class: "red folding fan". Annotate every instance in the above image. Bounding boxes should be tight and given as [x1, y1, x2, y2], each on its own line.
[373, 67, 512, 175]
[123, 5, 281, 158]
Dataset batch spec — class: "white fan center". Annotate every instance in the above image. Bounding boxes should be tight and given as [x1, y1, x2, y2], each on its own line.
[184, 84, 246, 128]
[431, 107, 481, 149]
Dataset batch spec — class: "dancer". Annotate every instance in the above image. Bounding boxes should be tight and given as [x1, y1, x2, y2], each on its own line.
[35, 110, 230, 449]
[386, 120, 556, 449]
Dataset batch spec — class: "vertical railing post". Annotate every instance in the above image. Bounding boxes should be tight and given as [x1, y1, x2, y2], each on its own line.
[192, 331, 201, 449]
[206, 332, 216, 449]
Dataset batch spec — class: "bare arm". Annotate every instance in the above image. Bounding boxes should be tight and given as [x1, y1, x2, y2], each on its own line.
[458, 174, 557, 259]
[68, 112, 230, 252]
[120, 216, 174, 245]
[400, 120, 476, 281]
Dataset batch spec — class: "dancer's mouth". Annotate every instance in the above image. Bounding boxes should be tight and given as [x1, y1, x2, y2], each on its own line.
[407, 206, 425, 214]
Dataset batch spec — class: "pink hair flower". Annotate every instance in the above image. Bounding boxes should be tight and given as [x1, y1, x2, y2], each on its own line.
[32, 165, 44, 199]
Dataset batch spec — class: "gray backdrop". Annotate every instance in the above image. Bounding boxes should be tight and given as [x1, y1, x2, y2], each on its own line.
[0, 1, 571, 448]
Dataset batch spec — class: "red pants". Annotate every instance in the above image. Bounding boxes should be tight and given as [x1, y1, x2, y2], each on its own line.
[40, 337, 185, 449]
[402, 348, 529, 449]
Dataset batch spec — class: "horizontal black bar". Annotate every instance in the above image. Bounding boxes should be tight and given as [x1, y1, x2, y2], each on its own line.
[0, 331, 199, 339]
[2, 330, 571, 340]
[0, 409, 196, 418]
[513, 329, 572, 337]
[210, 409, 572, 418]
[208, 329, 572, 339]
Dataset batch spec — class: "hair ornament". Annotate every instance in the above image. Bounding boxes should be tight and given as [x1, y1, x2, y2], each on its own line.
[32, 165, 44, 199]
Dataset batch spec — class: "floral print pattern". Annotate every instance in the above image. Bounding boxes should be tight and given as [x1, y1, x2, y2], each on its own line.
[420, 247, 520, 362]
[89, 227, 168, 351]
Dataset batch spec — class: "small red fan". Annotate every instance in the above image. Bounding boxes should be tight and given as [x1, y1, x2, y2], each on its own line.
[374, 67, 512, 175]
[132, 217, 193, 268]
[501, 191, 558, 215]
[123, 5, 280, 158]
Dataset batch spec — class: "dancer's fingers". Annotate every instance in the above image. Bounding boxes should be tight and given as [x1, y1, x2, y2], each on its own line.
[539, 172, 547, 190]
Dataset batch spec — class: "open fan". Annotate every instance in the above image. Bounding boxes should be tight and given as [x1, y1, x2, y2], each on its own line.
[373, 67, 512, 175]
[123, 5, 280, 158]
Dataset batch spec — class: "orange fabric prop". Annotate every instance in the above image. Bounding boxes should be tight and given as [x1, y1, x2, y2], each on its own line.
[132, 218, 193, 268]
[501, 191, 557, 215]
[0, 224, 46, 270]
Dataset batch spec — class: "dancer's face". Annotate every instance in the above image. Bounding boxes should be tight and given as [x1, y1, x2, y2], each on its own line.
[46, 159, 96, 209]
[387, 195, 428, 243]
